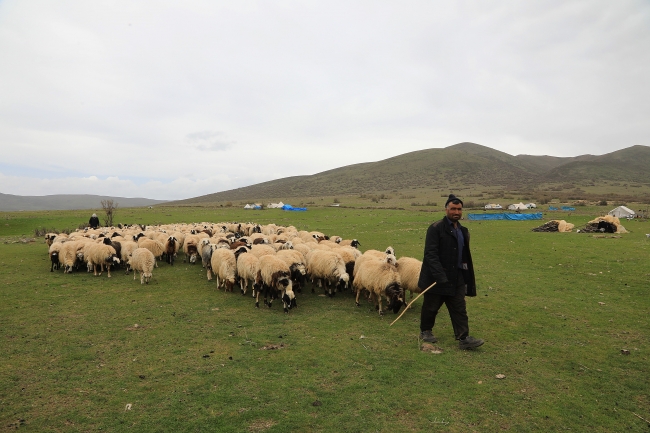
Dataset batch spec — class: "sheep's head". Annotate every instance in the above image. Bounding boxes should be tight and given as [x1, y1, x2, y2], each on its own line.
[384, 246, 395, 256]
[385, 283, 404, 314]
[102, 237, 112, 245]
[282, 287, 297, 310]
[111, 255, 121, 265]
[338, 272, 350, 290]
[143, 272, 152, 284]
[385, 254, 397, 266]
[350, 239, 360, 248]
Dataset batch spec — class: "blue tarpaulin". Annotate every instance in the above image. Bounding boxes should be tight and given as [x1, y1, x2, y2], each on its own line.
[561, 206, 575, 211]
[548, 206, 558, 210]
[282, 204, 307, 212]
[468, 213, 543, 221]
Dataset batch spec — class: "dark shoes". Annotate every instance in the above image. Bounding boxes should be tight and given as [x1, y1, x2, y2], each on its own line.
[459, 336, 484, 350]
[419, 330, 438, 343]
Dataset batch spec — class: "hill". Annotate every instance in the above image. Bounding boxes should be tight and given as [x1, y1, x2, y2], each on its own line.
[0, 193, 168, 211]
[171, 142, 650, 205]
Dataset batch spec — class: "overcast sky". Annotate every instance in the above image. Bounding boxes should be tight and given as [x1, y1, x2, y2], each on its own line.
[1, 1, 648, 200]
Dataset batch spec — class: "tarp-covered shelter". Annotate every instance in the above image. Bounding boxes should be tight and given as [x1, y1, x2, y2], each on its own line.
[468, 213, 543, 221]
[608, 206, 635, 219]
[282, 204, 307, 212]
[244, 204, 252, 209]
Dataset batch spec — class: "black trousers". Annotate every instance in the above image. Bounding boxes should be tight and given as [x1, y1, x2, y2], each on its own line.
[420, 281, 469, 340]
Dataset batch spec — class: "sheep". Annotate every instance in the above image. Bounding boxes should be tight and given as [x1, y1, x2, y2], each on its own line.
[45, 233, 59, 247]
[83, 243, 120, 277]
[59, 240, 83, 273]
[120, 240, 139, 273]
[250, 244, 276, 258]
[306, 250, 349, 297]
[339, 239, 361, 248]
[236, 252, 262, 296]
[258, 255, 295, 312]
[163, 236, 179, 265]
[130, 247, 155, 284]
[210, 248, 237, 291]
[102, 237, 122, 269]
[202, 244, 218, 280]
[353, 257, 404, 315]
[332, 245, 361, 286]
[396, 257, 423, 299]
[183, 234, 200, 264]
[276, 249, 307, 293]
[138, 238, 165, 267]
[292, 243, 313, 258]
[49, 243, 63, 272]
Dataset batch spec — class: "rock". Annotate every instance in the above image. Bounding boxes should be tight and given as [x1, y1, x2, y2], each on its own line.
[621, 349, 631, 355]
[421, 343, 443, 354]
[495, 374, 506, 379]
[312, 400, 322, 407]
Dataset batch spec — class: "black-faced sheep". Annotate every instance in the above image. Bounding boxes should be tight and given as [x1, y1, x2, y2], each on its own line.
[183, 234, 200, 264]
[163, 236, 179, 265]
[130, 247, 155, 284]
[258, 255, 295, 312]
[276, 249, 307, 293]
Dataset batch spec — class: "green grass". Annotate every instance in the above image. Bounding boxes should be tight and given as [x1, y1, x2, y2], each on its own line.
[1, 207, 649, 432]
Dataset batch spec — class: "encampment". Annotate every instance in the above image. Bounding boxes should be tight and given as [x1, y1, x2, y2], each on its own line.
[608, 206, 635, 219]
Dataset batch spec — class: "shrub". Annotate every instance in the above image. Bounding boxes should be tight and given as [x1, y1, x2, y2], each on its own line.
[598, 200, 608, 206]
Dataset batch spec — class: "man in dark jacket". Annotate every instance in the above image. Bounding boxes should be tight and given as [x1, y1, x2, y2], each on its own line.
[89, 213, 100, 229]
[418, 194, 484, 350]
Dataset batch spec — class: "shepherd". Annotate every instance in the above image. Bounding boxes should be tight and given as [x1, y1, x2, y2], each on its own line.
[418, 194, 484, 350]
[89, 213, 100, 229]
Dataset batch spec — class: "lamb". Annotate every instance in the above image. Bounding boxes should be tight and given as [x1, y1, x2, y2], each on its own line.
[306, 250, 350, 297]
[236, 251, 262, 296]
[396, 257, 423, 299]
[353, 257, 404, 315]
[83, 243, 120, 277]
[130, 247, 155, 284]
[276, 249, 307, 293]
[210, 248, 237, 291]
[258, 255, 295, 312]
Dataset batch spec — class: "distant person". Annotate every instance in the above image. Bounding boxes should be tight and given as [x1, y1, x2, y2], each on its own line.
[89, 213, 100, 229]
[418, 194, 484, 350]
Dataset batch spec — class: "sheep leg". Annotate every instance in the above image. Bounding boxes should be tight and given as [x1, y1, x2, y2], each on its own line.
[255, 290, 260, 308]
[93, 264, 98, 276]
[133, 270, 137, 280]
[140, 271, 144, 285]
[355, 287, 362, 307]
[206, 268, 212, 281]
[107, 264, 111, 278]
[377, 294, 384, 316]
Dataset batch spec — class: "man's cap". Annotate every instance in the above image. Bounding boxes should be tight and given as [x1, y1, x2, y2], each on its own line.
[445, 194, 463, 207]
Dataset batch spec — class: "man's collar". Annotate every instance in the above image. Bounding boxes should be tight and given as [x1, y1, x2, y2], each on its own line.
[445, 216, 461, 228]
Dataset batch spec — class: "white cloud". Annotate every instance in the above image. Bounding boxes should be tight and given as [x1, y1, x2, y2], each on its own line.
[0, 0, 648, 199]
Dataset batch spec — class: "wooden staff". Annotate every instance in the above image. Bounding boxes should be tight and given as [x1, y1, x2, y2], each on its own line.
[389, 282, 436, 326]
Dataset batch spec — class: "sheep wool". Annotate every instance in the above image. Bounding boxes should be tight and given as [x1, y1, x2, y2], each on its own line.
[353, 258, 403, 315]
[396, 256, 423, 299]
[130, 247, 155, 284]
[210, 248, 237, 292]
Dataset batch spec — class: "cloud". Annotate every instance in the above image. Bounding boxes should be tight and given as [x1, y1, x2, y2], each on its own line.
[186, 131, 235, 152]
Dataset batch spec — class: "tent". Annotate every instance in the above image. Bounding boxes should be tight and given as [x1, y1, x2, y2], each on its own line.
[243, 204, 252, 209]
[608, 206, 636, 219]
[507, 202, 528, 211]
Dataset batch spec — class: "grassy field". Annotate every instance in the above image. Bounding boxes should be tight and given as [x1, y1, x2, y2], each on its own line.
[1, 206, 649, 432]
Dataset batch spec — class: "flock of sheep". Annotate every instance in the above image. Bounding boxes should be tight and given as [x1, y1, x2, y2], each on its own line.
[45, 221, 424, 315]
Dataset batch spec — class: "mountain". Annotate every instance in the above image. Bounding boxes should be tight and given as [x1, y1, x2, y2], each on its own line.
[0, 194, 168, 211]
[173, 142, 650, 205]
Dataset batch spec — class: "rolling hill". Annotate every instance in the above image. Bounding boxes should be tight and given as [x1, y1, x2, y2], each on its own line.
[172, 142, 650, 205]
[0, 194, 168, 211]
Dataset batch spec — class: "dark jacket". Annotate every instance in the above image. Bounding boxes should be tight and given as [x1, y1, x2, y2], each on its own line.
[417, 217, 476, 297]
[89, 216, 100, 229]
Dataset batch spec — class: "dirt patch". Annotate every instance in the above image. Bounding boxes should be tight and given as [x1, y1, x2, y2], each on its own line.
[248, 419, 276, 432]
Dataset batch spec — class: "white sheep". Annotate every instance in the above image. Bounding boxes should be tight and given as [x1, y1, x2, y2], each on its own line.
[82, 243, 120, 277]
[120, 240, 139, 273]
[306, 250, 349, 297]
[353, 257, 404, 315]
[138, 238, 165, 267]
[210, 248, 237, 291]
[130, 247, 155, 284]
[236, 252, 261, 296]
[396, 256, 423, 299]
[250, 244, 276, 258]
